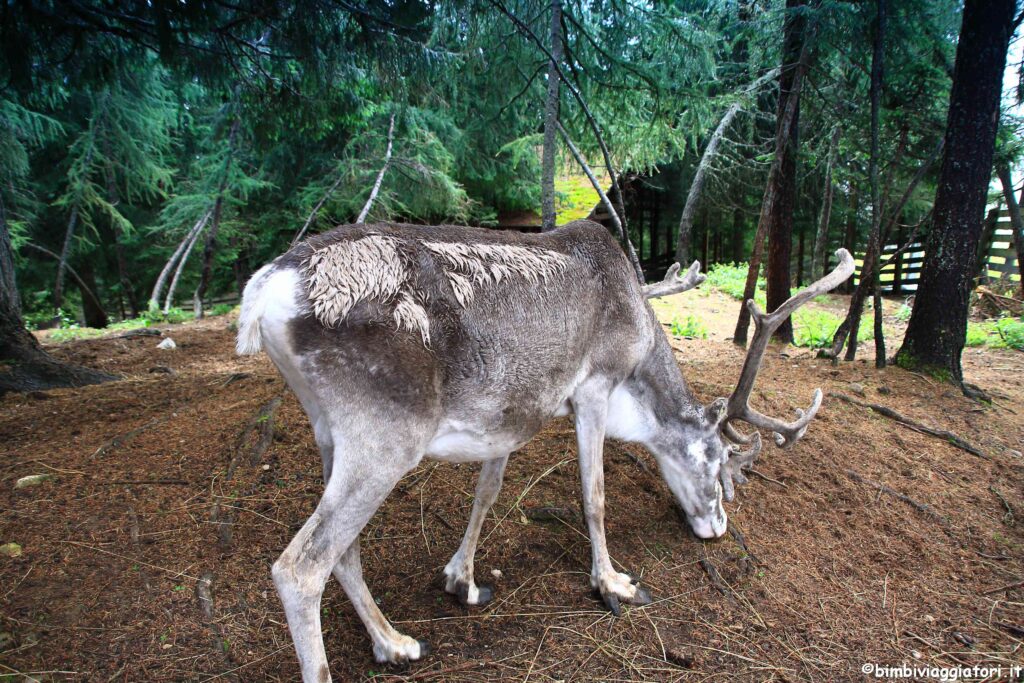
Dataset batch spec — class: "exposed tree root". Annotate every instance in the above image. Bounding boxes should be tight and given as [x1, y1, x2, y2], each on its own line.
[211, 396, 282, 550]
[829, 392, 990, 459]
[843, 469, 948, 528]
[698, 556, 734, 600]
[92, 416, 170, 459]
[195, 571, 239, 682]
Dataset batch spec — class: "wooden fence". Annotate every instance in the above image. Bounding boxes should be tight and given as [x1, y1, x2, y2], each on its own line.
[853, 208, 1020, 295]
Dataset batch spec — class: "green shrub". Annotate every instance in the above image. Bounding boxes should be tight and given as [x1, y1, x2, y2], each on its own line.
[670, 315, 708, 339]
[991, 316, 1024, 351]
[210, 303, 236, 317]
[894, 304, 912, 322]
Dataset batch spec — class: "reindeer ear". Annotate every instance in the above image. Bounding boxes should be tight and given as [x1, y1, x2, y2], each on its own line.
[705, 398, 728, 427]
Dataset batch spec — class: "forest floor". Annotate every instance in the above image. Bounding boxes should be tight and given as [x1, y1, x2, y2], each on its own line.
[2, 288, 1023, 682]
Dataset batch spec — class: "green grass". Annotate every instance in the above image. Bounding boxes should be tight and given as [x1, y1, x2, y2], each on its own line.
[554, 174, 601, 224]
[670, 315, 708, 339]
[704, 262, 767, 307]
[42, 306, 208, 343]
[791, 309, 873, 349]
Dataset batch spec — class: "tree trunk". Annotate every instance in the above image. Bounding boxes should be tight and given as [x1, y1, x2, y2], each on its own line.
[731, 205, 744, 264]
[105, 162, 139, 318]
[149, 210, 211, 312]
[812, 126, 840, 279]
[748, 0, 810, 346]
[849, 0, 886, 367]
[825, 137, 944, 361]
[842, 187, 859, 293]
[556, 122, 644, 281]
[896, 0, 1014, 385]
[540, 0, 563, 232]
[193, 116, 241, 320]
[77, 259, 109, 329]
[796, 221, 805, 288]
[995, 163, 1024, 297]
[356, 113, 396, 224]
[53, 203, 81, 314]
[165, 219, 206, 313]
[0, 204, 114, 395]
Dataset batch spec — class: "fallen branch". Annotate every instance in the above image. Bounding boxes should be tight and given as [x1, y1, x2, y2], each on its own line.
[829, 392, 990, 460]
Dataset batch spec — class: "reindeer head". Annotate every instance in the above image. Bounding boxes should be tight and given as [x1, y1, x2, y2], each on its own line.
[643, 249, 854, 539]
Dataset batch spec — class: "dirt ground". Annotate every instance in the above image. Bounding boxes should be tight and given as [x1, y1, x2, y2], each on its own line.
[2, 289, 1022, 682]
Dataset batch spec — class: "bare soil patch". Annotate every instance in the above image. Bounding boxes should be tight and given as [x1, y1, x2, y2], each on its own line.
[2, 294, 1022, 681]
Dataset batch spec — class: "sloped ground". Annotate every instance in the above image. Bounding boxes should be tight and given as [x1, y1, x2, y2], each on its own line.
[1, 290, 1022, 682]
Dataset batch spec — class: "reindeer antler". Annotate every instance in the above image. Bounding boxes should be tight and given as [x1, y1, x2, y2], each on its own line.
[643, 261, 705, 299]
[724, 249, 855, 448]
[720, 432, 762, 502]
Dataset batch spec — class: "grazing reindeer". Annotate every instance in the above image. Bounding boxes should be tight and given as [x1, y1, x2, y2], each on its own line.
[236, 220, 853, 681]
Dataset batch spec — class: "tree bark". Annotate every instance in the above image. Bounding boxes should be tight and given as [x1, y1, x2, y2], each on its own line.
[812, 126, 840, 279]
[677, 102, 741, 265]
[731, 205, 745, 264]
[53, 203, 81, 314]
[105, 160, 139, 318]
[824, 138, 943, 361]
[995, 163, 1024, 297]
[735, 0, 812, 346]
[540, 0, 562, 232]
[896, 0, 1015, 385]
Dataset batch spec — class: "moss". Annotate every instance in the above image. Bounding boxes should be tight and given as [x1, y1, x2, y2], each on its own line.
[894, 350, 954, 383]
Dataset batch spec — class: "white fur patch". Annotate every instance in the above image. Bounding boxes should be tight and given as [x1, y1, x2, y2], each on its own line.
[303, 235, 570, 345]
[686, 441, 708, 465]
[423, 241, 569, 308]
[304, 235, 431, 344]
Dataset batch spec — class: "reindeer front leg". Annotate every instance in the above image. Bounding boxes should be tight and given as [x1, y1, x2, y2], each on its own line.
[573, 384, 653, 615]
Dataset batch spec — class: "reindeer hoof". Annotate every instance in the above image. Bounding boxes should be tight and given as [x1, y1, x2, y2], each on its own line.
[417, 640, 431, 657]
[455, 581, 494, 607]
[602, 592, 622, 616]
[594, 580, 653, 615]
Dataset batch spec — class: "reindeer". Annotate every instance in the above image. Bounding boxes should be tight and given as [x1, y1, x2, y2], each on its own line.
[236, 219, 854, 682]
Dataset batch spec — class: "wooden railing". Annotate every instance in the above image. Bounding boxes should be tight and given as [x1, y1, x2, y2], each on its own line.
[853, 208, 1019, 295]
